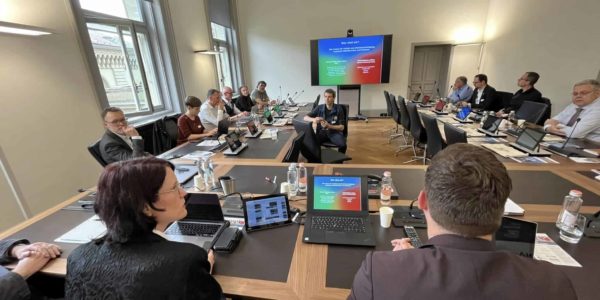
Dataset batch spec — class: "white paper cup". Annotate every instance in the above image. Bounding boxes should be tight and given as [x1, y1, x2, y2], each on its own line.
[379, 206, 394, 228]
[280, 182, 290, 194]
[517, 119, 526, 127]
[193, 175, 204, 190]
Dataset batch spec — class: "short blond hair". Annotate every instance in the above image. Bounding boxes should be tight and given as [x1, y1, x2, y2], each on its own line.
[574, 79, 600, 91]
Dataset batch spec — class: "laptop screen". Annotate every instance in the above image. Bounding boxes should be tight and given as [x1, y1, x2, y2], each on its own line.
[482, 115, 501, 132]
[183, 193, 224, 221]
[217, 119, 230, 135]
[494, 217, 537, 258]
[312, 176, 362, 211]
[456, 107, 472, 120]
[244, 194, 290, 228]
[516, 127, 546, 150]
[247, 120, 258, 135]
[225, 132, 243, 151]
[434, 99, 445, 111]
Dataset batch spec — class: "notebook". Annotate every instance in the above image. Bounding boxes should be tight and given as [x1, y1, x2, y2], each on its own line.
[303, 175, 375, 246]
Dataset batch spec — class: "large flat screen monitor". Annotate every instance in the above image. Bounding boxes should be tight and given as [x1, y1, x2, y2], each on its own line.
[310, 34, 392, 86]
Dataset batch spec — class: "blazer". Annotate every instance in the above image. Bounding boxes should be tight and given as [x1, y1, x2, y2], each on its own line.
[506, 87, 543, 112]
[0, 239, 31, 300]
[348, 234, 576, 300]
[469, 85, 497, 110]
[99, 130, 146, 164]
[66, 233, 222, 300]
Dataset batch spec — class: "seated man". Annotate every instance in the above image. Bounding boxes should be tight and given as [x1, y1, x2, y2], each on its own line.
[222, 86, 249, 118]
[497, 72, 543, 115]
[544, 79, 600, 142]
[466, 74, 497, 110]
[348, 144, 576, 300]
[304, 89, 347, 153]
[200, 89, 246, 132]
[250, 80, 271, 107]
[1, 239, 61, 300]
[447, 76, 473, 104]
[100, 107, 147, 164]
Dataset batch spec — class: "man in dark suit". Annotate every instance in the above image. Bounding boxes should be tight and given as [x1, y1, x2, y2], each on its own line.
[348, 144, 576, 300]
[466, 74, 497, 110]
[100, 107, 148, 164]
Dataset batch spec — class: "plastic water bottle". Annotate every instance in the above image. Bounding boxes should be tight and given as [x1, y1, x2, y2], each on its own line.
[287, 163, 298, 197]
[556, 190, 583, 230]
[380, 171, 393, 206]
[297, 163, 307, 193]
[480, 111, 489, 125]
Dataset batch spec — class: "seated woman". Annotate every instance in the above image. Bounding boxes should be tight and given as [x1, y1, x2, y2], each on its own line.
[66, 157, 223, 300]
[177, 96, 218, 145]
[233, 85, 254, 112]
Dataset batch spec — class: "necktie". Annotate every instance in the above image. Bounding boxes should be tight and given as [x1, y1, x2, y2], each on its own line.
[566, 107, 583, 126]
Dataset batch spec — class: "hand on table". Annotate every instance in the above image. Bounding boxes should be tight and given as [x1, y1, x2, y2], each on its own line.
[12, 242, 62, 259]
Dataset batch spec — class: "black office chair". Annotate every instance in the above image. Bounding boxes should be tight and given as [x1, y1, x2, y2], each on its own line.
[312, 94, 321, 110]
[384, 90, 393, 117]
[444, 123, 468, 145]
[88, 139, 108, 167]
[292, 119, 351, 164]
[494, 91, 513, 112]
[282, 132, 304, 163]
[403, 102, 427, 164]
[539, 97, 552, 125]
[421, 113, 446, 160]
[515, 101, 548, 125]
[157, 116, 179, 152]
[388, 94, 410, 147]
[396, 96, 412, 155]
[322, 104, 349, 150]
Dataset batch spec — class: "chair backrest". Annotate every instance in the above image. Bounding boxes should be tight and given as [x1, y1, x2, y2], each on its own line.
[398, 96, 411, 130]
[88, 139, 108, 167]
[406, 102, 427, 143]
[539, 97, 552, 125]
[339, 104, 349, 138]
[421, 113, 444, 158]
[443, 123, 468, 145]
[162, 116, 179, 149]
[283, 132, 304, 163]
[495, 91, 513, 111]
[384, 90, 392, 116]
[515, 101, 548, 124]
[292, 119, 321, 163]
[312, 94, 321, 110]
[389, 94, 402, 125]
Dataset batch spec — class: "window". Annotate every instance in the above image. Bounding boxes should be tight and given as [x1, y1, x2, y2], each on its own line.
[74, 0, 180, 117]
[207, 0, 243, 91]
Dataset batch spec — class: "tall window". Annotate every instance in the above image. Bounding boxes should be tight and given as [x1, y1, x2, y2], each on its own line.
[74, 0, 179, 117]
[208, 0, 243, 91]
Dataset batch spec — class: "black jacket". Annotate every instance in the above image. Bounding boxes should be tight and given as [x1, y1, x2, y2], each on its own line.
[66, 233, 222, 300]
[469, 85, 497, 110]
[99, 130, 146, 164]
[507, 87, 543, 112]
[233, 95, 254, 112]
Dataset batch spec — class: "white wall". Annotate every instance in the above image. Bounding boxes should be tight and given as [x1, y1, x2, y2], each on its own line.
[448, 44, 483, 94]
[482, 0, 600, 112]
[237, 0, 490, 114]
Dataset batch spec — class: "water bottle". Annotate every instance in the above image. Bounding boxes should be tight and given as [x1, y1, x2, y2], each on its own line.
[287, 163, 298, 197]
[201, 157, 217, 190]
[507, 110, 517, 126]
[556, 190, 583, 230]
[480, 111, 488, 125]
[380, 171, 393, 206]
[297, 163, 307, 193]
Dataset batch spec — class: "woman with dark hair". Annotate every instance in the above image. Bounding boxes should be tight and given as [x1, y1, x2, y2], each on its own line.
[233, 85, 254, 112]
[65, 157, 222, 300]
[177, 96, 218, 145]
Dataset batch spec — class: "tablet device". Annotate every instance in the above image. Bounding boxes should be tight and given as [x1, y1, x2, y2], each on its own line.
[494, 217, 537, 258]
[243, 194, 293, 232]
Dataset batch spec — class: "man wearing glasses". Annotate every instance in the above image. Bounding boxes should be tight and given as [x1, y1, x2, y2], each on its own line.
[100, 107, 148, 164]
[497, 72, 543, 116]
[544, 79, 600, 142]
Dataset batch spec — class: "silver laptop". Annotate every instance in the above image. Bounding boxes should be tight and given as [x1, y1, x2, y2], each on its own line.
[165, 193, 228, 250]
[223, 131, 248, 156]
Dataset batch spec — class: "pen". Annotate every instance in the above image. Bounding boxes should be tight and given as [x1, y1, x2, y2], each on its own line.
[273, 176, 277, 185]
[292, 212, 300, 222]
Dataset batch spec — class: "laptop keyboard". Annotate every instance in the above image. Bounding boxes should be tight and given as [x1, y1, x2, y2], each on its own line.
[166, 222, 221, 236]
[311, 216, 366, 233]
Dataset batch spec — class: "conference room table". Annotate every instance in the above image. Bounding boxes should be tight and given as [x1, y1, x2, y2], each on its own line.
[2, 110, 600, 299]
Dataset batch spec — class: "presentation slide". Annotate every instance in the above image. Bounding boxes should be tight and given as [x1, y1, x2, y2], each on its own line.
[318, 35, 384, 85]
[313, 176, 362, 211]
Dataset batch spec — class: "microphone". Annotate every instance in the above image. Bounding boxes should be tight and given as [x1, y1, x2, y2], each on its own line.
[292, 90, 304, 101]
[561, 118, 581, 150]
[279, 85, 283, 103]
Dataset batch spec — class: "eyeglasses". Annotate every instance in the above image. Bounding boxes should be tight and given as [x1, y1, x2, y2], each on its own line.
[105, 118, 128, 125]
[572, 90, 593, 97]
[157, 183, 184, 195]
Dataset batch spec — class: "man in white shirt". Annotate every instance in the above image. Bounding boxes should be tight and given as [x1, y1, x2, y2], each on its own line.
[200, 88, 247, 131]
[221, 86, 246, 117]
[544, 79, 600, 142]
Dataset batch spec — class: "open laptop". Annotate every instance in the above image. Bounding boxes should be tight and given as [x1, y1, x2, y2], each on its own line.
[477, 115, 507, 137]
[433, 99, 448, 115]
[509, 126, 551, 157]
[223, 131, 248, 156]
[165, 193, 229, 250]
[303, 175, 376, 246]
[244, 120, 262, 138]
[494, 217, 537, 258]
[452, 107, 473, 123]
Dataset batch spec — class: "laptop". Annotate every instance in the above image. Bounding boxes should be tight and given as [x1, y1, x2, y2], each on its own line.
[244, 120, 262, 138]
[242, 194, 293, 232]
[223, 131, 248, 156]
[452, 107, 473, 123]
[494, 217, 537, 258]
[303, 175, 376, 246]
[165, 193, 229, 250]
[477, 115, 507, 137]
[433, 99, 448, 115]
[509, 126, 551, 157]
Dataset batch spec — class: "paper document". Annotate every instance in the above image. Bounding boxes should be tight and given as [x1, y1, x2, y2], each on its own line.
[55, 215, 106, 244]
[503, 198, 525, 216]
[569, 157, 600, 164]
[181, 150, 214, 161]
[197, 140, 220, 147]
[510, 156, 559, 164]
[534, 233, 582, 267]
